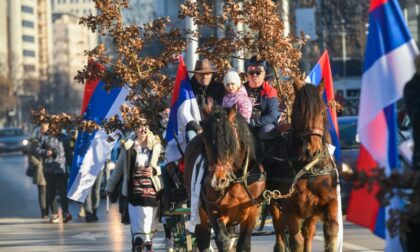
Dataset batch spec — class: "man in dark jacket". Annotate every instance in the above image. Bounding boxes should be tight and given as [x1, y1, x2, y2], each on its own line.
[404, 55, 420, 171]
[243, 56, 280, 136]
[35, 123, 72, 223]
[403, 55, 420, 252]
[185, 58, 225, 142]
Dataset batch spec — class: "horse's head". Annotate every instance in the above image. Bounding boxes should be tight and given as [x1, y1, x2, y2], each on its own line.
[292, 82, 328, 160]
[201, 106, 255, 191]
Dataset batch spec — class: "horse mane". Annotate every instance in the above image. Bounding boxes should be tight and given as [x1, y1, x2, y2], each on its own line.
[291, 84, 326, 132]
[202, 106, 255, 166]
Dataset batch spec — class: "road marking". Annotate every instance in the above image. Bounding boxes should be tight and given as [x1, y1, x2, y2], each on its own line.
[314, 235, 380, 252]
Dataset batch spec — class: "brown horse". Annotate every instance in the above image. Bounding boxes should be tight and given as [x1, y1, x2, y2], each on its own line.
[184, 106, 266, 252]
[263, 83, 340, 252]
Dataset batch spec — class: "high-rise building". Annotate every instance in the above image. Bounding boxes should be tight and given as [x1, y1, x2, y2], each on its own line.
[38, 0, 54, 81]
[0, 0, 53, 89]
[0, 0, 8, 77]
[52, 13, 89, 92]
[51, 0, 98, 50]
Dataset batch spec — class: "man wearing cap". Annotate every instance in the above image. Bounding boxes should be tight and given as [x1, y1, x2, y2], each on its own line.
[243, 56, 280, 136]
[186, 58, 225, 142]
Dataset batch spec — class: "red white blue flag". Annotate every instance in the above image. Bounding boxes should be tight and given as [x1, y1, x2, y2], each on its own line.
[347, 0, 418, 251]
[164, 56, 201, 163]
[305, 51, 341, 165]
[306, 51, 343, 251]
[67, 65, 129, 202]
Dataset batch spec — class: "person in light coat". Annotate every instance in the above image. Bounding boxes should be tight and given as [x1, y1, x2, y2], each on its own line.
[106, 122, 163, 252]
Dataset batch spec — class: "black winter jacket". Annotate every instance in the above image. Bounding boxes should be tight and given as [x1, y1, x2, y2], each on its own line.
[190, 76, 225, 108]
[404, 73, 420, 169]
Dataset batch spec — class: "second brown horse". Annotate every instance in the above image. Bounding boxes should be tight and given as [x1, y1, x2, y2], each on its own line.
[264, 83, 340, 252]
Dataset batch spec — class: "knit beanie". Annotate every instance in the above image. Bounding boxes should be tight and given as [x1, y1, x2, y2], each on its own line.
[223, 70, 241, 88]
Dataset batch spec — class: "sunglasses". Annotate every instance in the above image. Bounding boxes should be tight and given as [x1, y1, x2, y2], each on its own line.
[248, 71, 262, 76]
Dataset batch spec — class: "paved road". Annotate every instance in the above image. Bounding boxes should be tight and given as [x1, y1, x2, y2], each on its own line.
[0, 153, 384, 251]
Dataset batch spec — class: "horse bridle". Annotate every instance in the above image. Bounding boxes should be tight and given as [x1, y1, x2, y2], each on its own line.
[298, 128, 324, 138]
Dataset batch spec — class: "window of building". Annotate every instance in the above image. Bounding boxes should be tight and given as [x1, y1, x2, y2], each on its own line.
[346, 89, 360, 98]
[24, 65, 36, 72]
[63, 0, 66, 3]
[58, 0, 61, 3]
[70, 0, 73, 3]
[75, 0, 79, 3]
[21, 5, 34, 14]
[22, 35, 35, 43]
[23, 50, 35, 57]
[22, 20, 34, 28]
[75, 9, 79, 14]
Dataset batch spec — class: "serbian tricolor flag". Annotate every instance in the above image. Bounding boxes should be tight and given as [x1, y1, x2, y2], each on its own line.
[67, 65, 129, 202]
[347, 0, 418, 251]
[164, 56, 201, 163]
[305, 51, 341, 165]
[306, 51, 343, 251]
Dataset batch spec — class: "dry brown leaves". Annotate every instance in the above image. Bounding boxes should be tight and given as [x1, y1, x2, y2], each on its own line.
[345, 168, 420, 239]
[34, 0, 307, 132]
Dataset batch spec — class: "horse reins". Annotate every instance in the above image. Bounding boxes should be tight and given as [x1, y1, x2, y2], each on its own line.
[263, 128, 336, 203]
[202, 150, 265, 206]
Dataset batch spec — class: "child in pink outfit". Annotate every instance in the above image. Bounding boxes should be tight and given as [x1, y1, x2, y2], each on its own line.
[222, 70, 253, 122]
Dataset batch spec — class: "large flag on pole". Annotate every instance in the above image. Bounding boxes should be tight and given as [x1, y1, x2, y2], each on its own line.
[347, 0, 418, 251]
[67, 66, 129, 202]
[164, 56, 201, 163]
[305, 51, 343, 251]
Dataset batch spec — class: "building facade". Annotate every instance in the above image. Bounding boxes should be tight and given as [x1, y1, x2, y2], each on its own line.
[51, 0, 98, 50]
[52, 13, 89, 92]
[0, 0, 53, 87]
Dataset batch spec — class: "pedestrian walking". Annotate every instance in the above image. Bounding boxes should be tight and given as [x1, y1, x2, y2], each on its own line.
[35, 123, 72, 223]
[84, 169, 104, 222]
[106, 120, 163, 252]
[27, 127, 57, 219]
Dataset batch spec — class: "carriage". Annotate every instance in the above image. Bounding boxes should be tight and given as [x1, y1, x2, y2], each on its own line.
[162, 160, 195, 252]
[161, 83, 341, 252]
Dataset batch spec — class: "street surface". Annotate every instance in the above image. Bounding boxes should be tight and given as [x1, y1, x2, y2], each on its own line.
[0, 153, 385, 251]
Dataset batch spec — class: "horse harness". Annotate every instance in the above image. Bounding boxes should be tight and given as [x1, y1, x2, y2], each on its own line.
[263, 128, 338, 203]
[200, 151, 267, 207]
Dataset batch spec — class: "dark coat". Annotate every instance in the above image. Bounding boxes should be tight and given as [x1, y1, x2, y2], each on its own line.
[404, 73, 420, 169]
[190, 76, 225, 108]
[35, 134, 66, 174]
[244, 81, 279, 128]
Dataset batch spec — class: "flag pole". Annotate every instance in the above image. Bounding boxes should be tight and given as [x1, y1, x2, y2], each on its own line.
[105, 158, 110, 213]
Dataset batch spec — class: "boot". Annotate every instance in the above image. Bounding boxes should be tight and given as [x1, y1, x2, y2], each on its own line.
[85, 212, 94, 222]
[132, 237, 144, 252]
[91, 209, 99, 222]
[41, 209, 48, 219]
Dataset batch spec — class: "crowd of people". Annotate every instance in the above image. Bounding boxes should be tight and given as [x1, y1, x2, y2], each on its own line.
[25, 55, 420, 252]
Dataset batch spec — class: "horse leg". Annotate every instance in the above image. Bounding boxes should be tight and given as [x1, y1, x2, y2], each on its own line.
[195, 208, 212, 252]
[301, 216, 319, 252]
[322, 201, 339, 252]
[286, 215, 304, 252]
[236, 206, 258, 252]
[270, 202, 286, 252]
[210, 218, 231, 252]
